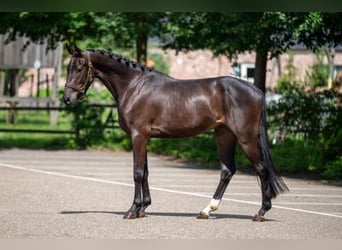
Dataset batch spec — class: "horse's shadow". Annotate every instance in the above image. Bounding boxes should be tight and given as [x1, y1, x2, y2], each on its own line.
[60, 210, 275, 221]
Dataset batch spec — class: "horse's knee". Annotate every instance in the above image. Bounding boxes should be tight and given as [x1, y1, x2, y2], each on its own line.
[134, 168, 144, 182]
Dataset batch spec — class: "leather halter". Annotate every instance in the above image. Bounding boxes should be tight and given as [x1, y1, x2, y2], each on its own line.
[65, 57, 95, 95]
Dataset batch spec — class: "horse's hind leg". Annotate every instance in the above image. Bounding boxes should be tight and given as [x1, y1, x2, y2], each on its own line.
[197, 126, 236, 219]
[239, 139, 273, 222]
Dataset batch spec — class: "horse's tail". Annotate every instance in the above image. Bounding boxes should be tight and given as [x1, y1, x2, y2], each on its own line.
[258, 102, 289, 198]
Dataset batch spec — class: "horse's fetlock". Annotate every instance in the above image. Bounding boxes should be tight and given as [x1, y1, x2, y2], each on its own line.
[143, 197, 151, 206]
[134, 199, 143, 207]
[263, 200, 272, 211]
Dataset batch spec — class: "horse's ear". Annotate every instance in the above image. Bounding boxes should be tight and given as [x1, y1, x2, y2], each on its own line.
[65, 43, 82, 57]
[74, 44, 82, 56]
[65, 43, 74, 55]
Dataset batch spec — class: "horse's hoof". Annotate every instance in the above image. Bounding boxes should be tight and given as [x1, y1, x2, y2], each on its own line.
[123, 211, 137, 219]
[138, 211, 145, 218]
[196, 212, 210, 219]
[252, 214, 265, 222]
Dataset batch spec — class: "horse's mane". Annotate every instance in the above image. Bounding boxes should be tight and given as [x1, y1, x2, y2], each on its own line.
[87, 49, 153, 73]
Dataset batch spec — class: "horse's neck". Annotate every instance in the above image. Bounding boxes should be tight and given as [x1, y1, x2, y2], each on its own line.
[91, 55, 141, 105]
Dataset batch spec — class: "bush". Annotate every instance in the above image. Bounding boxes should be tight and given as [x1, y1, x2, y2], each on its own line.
[103, 129, 131, 151]
[67, 101, 106, 148]
[148, 135, 218, 166]
[323, 157, 342, 181]
[267, 89, 342, 180]
[147, 134, 251, 169]
[61, 87, 119, 149]
[268, 89, 341, 140]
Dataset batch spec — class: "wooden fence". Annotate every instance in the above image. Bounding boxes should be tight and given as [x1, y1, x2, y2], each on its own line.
[0, 103, 119, 136]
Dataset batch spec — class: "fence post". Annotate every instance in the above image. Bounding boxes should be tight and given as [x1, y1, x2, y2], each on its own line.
[6, 101, 18, 124]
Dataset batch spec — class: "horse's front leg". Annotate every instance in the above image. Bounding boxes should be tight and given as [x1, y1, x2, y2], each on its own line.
[137, 153, 151, 217]
[123, 132, 148, 219]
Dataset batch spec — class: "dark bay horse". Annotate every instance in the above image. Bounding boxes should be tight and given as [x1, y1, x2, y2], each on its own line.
[63, 44, 288, 221]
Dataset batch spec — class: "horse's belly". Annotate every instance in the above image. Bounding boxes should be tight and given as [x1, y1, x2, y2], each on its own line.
[150, 116, 219, 138]
[146, 95, 225, 138]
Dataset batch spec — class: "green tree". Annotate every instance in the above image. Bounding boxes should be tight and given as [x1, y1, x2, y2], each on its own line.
[1, 12, 341, 90]
[276, 52, 297, 92]
[0, 12, 167, 65]
[119, 13, 166, 64]
[162, 12, 342, 93]
[305, 49, 330, 88]
[0, 12, 114, 49]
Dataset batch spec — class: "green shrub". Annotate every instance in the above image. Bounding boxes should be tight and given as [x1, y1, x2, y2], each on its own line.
[323, 157, 342, 181]
[147, 134, 250, 169]
[68, 101, 105, 148]
[268, 89, 341, 140]
[268, 89, 342, 180]
[103, 129, 131, 150]
[148, 135, 218, 166]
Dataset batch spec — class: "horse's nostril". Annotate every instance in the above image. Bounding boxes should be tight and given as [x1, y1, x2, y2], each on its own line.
[64, 97, 71, 105]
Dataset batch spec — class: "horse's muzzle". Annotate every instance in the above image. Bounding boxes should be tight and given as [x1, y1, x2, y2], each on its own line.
[64, 96, 72, 105]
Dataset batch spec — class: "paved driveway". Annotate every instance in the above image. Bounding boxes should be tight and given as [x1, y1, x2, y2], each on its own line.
[0, 149, 341, 239]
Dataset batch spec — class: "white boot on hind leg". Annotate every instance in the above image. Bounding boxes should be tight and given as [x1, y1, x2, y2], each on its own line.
[197, 198, 221, 219]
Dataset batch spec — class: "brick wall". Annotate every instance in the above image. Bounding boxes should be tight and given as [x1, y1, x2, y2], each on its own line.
[164, 49, 342, 90]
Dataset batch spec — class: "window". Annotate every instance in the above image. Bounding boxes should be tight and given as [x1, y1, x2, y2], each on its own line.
[241, 63, 255, 83]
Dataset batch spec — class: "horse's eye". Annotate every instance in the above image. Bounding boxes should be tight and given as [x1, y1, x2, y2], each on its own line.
[77, 65, 83, 72]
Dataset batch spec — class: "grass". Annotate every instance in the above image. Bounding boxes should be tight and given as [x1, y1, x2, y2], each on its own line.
[0, 134, 71, 149]
[0, 110, 73, 149]
[0, 110, 72, 129]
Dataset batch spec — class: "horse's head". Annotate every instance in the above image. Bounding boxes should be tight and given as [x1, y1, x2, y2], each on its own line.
[63, 44, 95, 106]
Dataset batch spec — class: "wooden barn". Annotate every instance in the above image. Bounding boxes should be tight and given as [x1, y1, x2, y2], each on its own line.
[0, 34, 63, 124]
